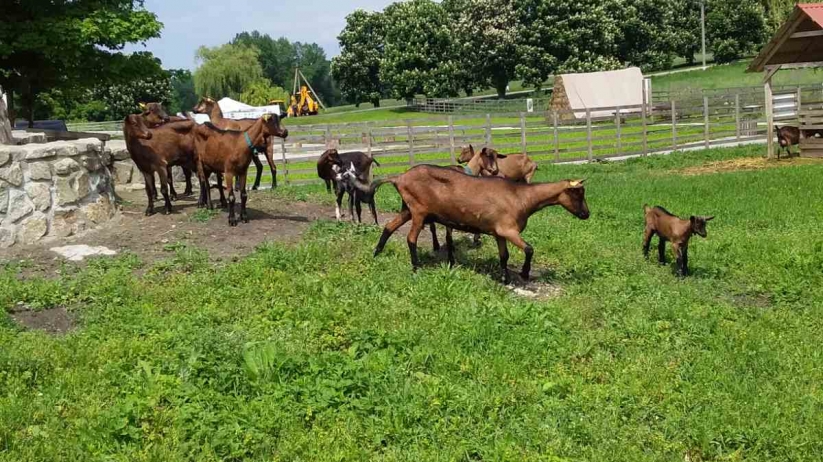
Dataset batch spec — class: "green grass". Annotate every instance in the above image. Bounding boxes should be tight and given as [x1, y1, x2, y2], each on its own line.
[651, 60, 823, 94]
[4, 145, 823, 461]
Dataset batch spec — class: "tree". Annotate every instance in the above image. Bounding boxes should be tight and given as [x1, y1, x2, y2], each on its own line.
[671, 0, 702, 64]
[707, 0, 767, 63]
[514, 0, 622, 91]
[233, 32, 296, 89]
[239, 79, 290, 106]
[381, 0, 464, 100]
[609, 0, 679, 71]
[0, 0, 163, 126]
[169, 69, 198, 115]
[450, 0, 519, 98]
[761, 0, 795, 34]
[193, 43, 264, 100]
[333, 10, 386, 107]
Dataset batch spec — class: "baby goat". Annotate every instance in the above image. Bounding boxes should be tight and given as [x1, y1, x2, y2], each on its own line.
[317, 149, 381, 224]
[642, 205, 714, 277]
[351, 165, 589, 283]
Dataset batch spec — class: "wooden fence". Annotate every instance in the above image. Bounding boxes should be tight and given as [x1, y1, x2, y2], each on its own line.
[265, 91, 778, 186]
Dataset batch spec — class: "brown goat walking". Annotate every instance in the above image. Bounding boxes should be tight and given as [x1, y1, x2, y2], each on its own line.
[192, 97, 279, 190]
[123, 115, 199, 215]
[138, 102, 194, 198]
[643, 205, 714, 277]
[194, 114, 288, 226]
[458, 145, 538, 183]
[352, 166, 589, 283]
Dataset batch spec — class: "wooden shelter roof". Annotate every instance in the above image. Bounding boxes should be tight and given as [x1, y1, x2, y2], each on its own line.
[749, 3, 823, 72]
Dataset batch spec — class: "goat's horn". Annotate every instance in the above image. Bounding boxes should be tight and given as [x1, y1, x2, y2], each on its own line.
[263, 113, 272, 121]
[138, 102, 147, 110]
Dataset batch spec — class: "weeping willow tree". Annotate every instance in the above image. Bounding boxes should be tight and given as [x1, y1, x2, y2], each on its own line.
[193, 43, 264, 100]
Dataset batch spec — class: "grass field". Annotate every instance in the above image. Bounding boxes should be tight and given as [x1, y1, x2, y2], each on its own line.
[3, 145, 823, 460]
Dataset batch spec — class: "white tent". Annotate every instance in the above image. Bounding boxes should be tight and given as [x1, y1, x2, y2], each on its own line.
[217, 97, 282, 119]
[551, 67, 646, 119]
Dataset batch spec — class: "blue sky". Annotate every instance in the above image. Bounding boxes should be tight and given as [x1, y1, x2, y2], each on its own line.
[126, 0, 394, 70]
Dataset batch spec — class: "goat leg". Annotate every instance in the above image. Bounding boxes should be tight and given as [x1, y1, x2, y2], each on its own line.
[251, 153, 263, 191]
[368, 197, 379, 226]
[143, 171, 156, 216]
[642, 228, 654, 259]
[496, 236, 510, 284]
[657, 238, 668, 265]
[354, 194, 363, 223]
[265, 142, 277, 189]
[673, 243, 687, 277]
[166, 165, 178, 201]
[183, 166, 193, 196]
[238, 172, 249, 224]
[349, 190, 356, 223]
[430, 223, 440, 252]
[335, 187, 345, 221]
[406, 218, 425, 271]
[375, 207, 411, 257]
[446, 227, 455, 268]
[216, 174, 227, 209]
[505, 232, 534, 280]
[225, 173, 238, 226]
[157, 167, 173, 215]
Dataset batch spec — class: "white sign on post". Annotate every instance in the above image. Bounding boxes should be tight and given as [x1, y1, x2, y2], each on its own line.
[526, 98, 534, 113]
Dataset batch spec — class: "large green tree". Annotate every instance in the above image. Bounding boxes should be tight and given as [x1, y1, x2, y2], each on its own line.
[193, 43, 264, 100]
[671, 0, 702, 65]
[332, 10, 386, 107]
[761, 0, 796, 34]
[707, 0, 767, 63]
[609, 0, 680, 71]
[239, 80, 290, 107]
[450, 0, 519, 98]
[514, 0, 622, 90]
[168, 69, 198, 115]
[0, 0, 163, 126]
[381, 0, 464, 100]
[233, 32, 296, 89]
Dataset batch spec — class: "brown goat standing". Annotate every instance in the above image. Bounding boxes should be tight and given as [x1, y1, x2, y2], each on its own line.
[194, 114, 288, 226]
[138, 102, 194, 198]
[354, 166, 589, 283]
[459, 145, 538, 183]
[192, 97, 279, 190]
[642, 205, 714, 277]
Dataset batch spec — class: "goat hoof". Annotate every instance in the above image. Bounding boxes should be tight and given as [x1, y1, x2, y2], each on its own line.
[252, 186, 258, 191]
[144, 209, 155, 217]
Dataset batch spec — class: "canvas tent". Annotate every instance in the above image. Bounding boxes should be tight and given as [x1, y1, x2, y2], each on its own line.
[217, 97, 282, 119]
[550, 67, 646, 120]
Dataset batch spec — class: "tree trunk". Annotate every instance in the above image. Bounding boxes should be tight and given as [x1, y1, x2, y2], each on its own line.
[0, 92, 12, 145]
[494, 78, 508, 99]
[371, 98, 381, 108]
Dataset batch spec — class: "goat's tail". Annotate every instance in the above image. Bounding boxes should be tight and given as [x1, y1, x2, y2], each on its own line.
[370, 157, 381, 167]
[349, 176, 396, 197]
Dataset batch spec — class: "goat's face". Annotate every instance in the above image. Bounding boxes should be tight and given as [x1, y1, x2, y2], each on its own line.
[192, 97, 217, 115]
[690, 215, 714, 238]
[140, 102, 169, 126]
[478, 147, 500, 176]
[320, 149, 341, 169]
[458, 145, 475, 164]
[262, 113, 289, 139]
[559, 180, 589, 220]
[125, 115, 153, 140]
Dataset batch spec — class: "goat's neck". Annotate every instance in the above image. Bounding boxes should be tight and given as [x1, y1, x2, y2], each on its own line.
[244, 120, 267, 147]
[208, 105, 225, 123]
[466, 155, 484, 176]
[519, 182, 568, 215]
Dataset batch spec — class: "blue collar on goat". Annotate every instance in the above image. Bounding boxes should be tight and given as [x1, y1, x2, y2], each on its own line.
[463, 165, 473, 175]
[244, 132, 265, 153]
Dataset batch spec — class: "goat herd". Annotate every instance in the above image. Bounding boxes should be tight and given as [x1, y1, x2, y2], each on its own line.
[124, 101, 713, 284]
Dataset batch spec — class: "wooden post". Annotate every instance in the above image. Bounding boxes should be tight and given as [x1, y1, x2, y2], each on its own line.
[642, 96, 648, 156]
[485, 113, 492, 147]
[407, 121, 414, 166]
[280, 138, 289, 185]
[586, 108, 593, 161]
[367, 125, 373, 158]
[616, 106, 622, 155]
[552, 111, 560, 162]
[325, 124, 332, 149]
[520, 112, 527, 155]
[703, 96, 710, 149]
[448, 115, 456, 163]
[735, 93, 741, 142]
[797, 86, 803, 117]
[765, 77, 774, 159]
[671, 100, 677, 151]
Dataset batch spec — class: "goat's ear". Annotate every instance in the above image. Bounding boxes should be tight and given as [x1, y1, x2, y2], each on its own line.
[690, 216, 697, 225]
[704, 216, 715, 221]
[496, 153, 508, 159]
[568, 179, 586, 188]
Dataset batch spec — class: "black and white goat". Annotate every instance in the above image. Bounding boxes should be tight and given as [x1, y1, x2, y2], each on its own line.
[322, 150, 380, 224]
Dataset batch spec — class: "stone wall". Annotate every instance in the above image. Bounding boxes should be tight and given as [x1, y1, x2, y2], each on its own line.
[0, 94, 12, 145]
[0, 139, 118, 248]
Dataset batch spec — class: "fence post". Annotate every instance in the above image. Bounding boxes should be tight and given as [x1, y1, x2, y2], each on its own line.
[735, 94, 741, 142]
[367, 124, 373, 158]
[520, 112, 527, 155]
[616, 106, 622, 155]
[552, 111, 560, 162]
[407, 121, 414, 166]
[671, 100, 677, 151]
[279, 138, 289, 186]
[586, 108, 593, 161]
[703, 96, 710, 149]
[448, 116, 456, 164]
[485, 114, 492, 147]
[642, 99, 648, 156]
[797, 86, 803, 116]
[325, 124, 332, 149]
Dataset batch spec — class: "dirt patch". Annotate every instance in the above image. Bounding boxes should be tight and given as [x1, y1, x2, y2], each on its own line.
[676, 156, 823, 176]
[506, 269, 564, 301]
[9, 303, 75, 334]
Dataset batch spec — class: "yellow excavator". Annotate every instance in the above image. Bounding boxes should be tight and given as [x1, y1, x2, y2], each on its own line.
[285, 68, 325, 117]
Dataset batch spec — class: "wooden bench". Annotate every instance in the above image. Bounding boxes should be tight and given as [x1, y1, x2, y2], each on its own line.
[799, 109, 823, 158]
